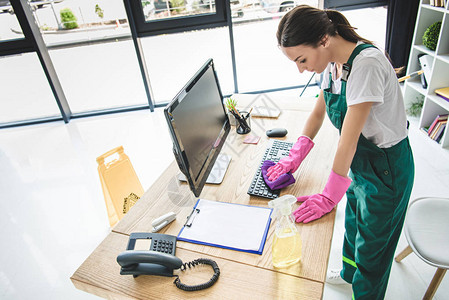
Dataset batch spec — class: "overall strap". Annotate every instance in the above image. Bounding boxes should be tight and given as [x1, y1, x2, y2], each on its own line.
[347, 43, 375, 66]
[328, 72, 332, 89]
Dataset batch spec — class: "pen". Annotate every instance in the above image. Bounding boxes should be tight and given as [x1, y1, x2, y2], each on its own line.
[398, 70, 424, 83]
[230, 103, 242, 118]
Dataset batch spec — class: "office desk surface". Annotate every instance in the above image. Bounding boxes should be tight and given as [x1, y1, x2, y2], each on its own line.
[72, 232, 324, 299]
[72, 96, 340, 299]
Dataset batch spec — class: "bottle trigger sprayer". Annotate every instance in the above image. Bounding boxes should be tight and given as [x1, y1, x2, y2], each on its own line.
[268, 195, 302, 268]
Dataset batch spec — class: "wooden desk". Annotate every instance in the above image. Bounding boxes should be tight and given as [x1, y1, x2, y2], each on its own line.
[71, 96, 339, 299]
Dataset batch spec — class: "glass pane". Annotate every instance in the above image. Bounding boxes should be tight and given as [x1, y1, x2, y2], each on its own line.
[343, 7, 387, 49]
[0, 1, 25, 41]
[140, 27, 234, 103]
[48, 40, 148, 114]
[0, 52, 61, 124]
[235, 18, 309, 92]
[141, 0, 217, 22]
[260, 0, 307, 14]
[231, 1, 320, 92]
[232, 2, 387, 92]
[30, 0, 129, 46]
[23, 0, 147, 114]
[233, 2, 315, 92]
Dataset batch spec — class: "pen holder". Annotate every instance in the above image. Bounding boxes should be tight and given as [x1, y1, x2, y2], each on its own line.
[227, 110, 238, 126]
[235, 111, 251, 134]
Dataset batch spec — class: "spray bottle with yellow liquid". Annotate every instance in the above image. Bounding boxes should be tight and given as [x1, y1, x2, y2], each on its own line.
[268, 195, 302, 268]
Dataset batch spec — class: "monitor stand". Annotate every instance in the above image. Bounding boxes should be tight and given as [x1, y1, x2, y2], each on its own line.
[177, 154, 232, 184]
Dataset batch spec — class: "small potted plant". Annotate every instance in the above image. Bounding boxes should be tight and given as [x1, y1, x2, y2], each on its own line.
[225, 97, 251, 134]
[406, 95, 424, 117]
[422, 21, 441, 51]
[225, 97, 239, 126]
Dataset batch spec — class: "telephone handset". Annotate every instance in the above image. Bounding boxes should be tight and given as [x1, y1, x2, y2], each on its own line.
[117, 232, 220, 291]
[118, 250, 183, 277]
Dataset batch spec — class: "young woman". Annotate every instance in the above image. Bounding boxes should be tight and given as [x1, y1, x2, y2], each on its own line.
[266, 5, 415, 300]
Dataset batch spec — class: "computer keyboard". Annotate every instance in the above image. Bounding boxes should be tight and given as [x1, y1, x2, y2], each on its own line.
[247, 140, 294, 199]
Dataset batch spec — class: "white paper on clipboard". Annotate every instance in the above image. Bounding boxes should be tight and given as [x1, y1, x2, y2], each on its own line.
[177, 199, 273, 254]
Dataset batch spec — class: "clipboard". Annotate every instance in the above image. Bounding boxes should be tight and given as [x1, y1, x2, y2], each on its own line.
[177, 199, 273, 255]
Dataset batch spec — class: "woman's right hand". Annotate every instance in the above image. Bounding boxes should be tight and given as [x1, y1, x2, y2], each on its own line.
[267, 136, 314, 181]
[266, 157, 294, 181]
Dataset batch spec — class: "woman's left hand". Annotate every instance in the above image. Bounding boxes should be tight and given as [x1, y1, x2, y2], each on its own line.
[294, 193, 336, 223]
[293, 170, 351, 223]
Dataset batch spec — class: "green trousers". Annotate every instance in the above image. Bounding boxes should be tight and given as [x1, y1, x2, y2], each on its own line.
[341, 135, 414, 299]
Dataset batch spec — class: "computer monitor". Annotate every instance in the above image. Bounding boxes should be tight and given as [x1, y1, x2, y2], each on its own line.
[164, 59, 231, 197]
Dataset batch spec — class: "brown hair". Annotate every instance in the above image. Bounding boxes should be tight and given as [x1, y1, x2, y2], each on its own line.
[277, 5, 372, 48]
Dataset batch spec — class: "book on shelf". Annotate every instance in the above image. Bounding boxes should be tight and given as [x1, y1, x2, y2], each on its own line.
[435, 123, 446, 143]
[427, 114, 448, 136]
[430, 0, 445, 6]
[420, 126, 429, 134]
[430, 123, 439, 139]
[430, 121, 443, 139]
[433, 121, 446, 143]
[425, 117, 447, 143]
[435, 87, 449, 102]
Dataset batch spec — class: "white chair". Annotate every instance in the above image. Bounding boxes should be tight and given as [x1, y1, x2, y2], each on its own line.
[395, 197, 449, 300]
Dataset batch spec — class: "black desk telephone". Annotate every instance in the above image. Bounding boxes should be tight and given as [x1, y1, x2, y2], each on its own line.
[116, 232, 220, 291]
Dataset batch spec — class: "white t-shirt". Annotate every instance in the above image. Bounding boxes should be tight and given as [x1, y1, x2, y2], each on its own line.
[321, 43, 408, 148]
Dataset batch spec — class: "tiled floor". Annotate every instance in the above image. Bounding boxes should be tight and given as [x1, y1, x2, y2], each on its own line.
[1, 87, 448, 299]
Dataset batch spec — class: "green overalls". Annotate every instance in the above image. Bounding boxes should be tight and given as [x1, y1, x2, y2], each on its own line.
[323, 44, 415, 300]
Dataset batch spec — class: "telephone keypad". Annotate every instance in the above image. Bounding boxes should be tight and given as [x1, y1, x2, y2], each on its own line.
[127, 232, 177, 256]
[151, 237, 176, 255]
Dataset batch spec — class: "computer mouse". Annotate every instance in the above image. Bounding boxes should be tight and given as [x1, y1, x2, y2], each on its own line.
[266, 128, 288, 138]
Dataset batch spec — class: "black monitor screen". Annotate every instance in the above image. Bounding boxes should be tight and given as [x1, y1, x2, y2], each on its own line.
[164, 59, 230, 197]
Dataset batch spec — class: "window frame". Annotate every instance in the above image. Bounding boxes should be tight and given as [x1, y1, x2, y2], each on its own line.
[126, 0, 229, 38]
[0, 1, 34, 56]
[324, 0, 387, 10]
[0, 39, 34, 56]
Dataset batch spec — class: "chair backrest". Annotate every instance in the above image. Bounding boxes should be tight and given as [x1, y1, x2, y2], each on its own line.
[97, 146, 144, 227]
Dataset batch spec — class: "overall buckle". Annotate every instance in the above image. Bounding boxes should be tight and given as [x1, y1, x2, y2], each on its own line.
[341, 63, 352, 82]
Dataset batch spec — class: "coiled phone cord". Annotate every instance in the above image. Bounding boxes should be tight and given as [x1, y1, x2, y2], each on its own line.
[173, 258, 220, 291]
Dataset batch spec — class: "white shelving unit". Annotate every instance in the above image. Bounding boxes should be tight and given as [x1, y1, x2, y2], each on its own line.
[403, 0, 449, 149]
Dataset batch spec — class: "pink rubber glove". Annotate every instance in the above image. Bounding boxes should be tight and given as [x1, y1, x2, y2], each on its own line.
[267, 136, 314, 181]
[293, 170, 351, 223]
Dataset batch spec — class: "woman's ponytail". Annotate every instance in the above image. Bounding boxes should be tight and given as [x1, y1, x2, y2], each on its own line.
[325, 9, 372, 45]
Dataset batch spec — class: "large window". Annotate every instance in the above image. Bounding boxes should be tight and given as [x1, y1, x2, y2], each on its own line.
[0, 0, 388, 128]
